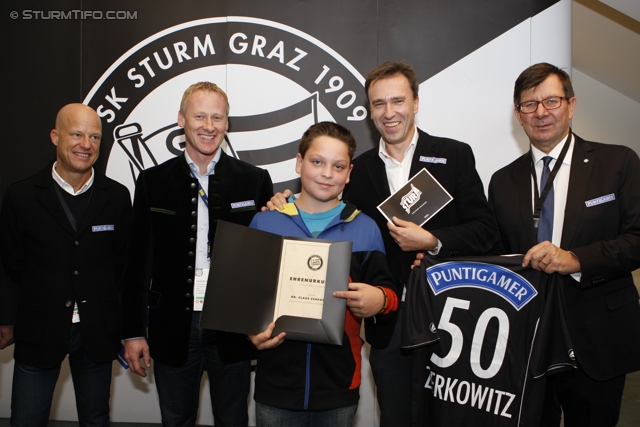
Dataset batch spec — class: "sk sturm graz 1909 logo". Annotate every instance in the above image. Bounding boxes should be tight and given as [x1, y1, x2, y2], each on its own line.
[84, 17, 370, 195]
[307, 255, 323, 271]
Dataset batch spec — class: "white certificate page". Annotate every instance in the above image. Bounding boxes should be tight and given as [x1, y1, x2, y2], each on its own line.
[273, 240, 331, 321]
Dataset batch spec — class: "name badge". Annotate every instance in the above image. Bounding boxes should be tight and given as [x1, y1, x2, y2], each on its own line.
[72, 302, 80, 323]
[231, 200, 255, 209]
[194, 268, 209, 311]
[420, 156, 447, 164]
[585, 193, 615, 207]
[92, 225, 115, 232]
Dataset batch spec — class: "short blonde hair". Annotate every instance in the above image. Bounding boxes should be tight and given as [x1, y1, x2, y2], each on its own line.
[180, 82, 230, 115]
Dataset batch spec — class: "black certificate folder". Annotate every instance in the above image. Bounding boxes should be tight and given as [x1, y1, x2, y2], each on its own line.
[377, 168, 453, 227]
[200, 220, 352, 345]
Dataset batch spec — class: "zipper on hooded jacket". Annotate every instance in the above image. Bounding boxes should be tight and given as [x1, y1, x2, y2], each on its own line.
[304, 343, 312, 409]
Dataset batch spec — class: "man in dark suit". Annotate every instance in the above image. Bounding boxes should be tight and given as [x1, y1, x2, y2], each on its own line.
[268, 61, 497, 427]
[122, 82, 273, 427]
[488, 62, 640, 427]
[0, 177, 19, 350]
[0, 177, 15, 350]
[0, 104, 132, 426]
[344, 61, 497, 427]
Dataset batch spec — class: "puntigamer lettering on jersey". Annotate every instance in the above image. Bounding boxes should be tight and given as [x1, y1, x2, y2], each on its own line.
[424, 366, 517, 419]
[427, 262, 537, 310]
[404, 256, 576, 426]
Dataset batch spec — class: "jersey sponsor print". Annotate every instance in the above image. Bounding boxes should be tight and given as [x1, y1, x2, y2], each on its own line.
[402, 255, 576, 426]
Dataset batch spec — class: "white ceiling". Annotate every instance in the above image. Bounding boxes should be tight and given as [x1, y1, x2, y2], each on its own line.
[573, 0, 640, 103]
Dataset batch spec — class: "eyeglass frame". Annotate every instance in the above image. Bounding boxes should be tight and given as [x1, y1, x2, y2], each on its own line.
[517, 96, 569, 114]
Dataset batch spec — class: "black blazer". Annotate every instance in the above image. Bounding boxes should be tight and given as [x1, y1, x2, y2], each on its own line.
[488, 134, 640, 380]
[344, 129, 497, 344]
[0, 167, 132, 368]
[0, 178, 18, 326]
[122, 152, 273, 366]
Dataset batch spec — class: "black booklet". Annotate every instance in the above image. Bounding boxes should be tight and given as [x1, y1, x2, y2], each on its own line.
[377, 168, 453, 226]
[200, 220, 352, 345]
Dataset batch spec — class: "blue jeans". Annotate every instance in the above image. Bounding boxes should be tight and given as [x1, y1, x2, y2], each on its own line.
[153, 312, 250, 427]
[11, 323, 112, 427]
[255, 402, 357, 427]
[369, 305, 412, 427]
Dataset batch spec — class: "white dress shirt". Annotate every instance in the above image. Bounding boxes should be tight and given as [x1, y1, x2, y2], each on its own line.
[52, 162, 95, 195]
[530, 133, 581, 280]
[378, 127, 419, 194]
[184, 149, 221, 271]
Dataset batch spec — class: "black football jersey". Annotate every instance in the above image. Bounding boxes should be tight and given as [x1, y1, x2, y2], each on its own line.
[402, 255, 576, 426]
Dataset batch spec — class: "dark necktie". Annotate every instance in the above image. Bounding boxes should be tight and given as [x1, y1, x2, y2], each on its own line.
[537, 156, 554, 243]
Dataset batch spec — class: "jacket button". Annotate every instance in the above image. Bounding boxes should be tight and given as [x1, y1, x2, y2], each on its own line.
[188, 251, 194, 257]
[74, 241, 80, 246]
[189, 237, 196, 243]
[65, 300, 72, 307]
[187, 279, 193, 285]
[191, 211, 197, 217]
[185, 293, 192, 298]
[187, 265, 193, 271]
[73, 271, 80, 276]
[190, 183, 197, 189]
[191, 224, 197, 230]
[185, 307, 191, 312]
[191, 198, 197, 204]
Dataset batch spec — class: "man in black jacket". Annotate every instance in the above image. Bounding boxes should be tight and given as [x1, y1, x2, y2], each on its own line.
[0, 104, 132, 426]
[269, 62, 497, 427]
[488, 62, 640, 427]
[122, 82, 273, 427]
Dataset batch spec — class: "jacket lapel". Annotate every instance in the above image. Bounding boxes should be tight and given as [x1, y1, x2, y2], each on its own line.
[409, 129, 437, 178]
[76, 174, 111, 235]
[561, 136, 594, 249]
[34, 168, 76, 236]
[515, 152, 536, 249]
[363, 153, 391, 202]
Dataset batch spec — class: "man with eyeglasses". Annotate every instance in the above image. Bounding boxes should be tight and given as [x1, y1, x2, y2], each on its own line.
[488, 62, 640, 427]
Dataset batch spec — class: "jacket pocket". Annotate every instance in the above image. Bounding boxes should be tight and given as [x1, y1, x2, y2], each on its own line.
[150, 207, 176, 215]
[100, 297, 122, 340]
[148, 289, 161, 308]
[13, 301, 47, 345]
[606, 285, 640, 311]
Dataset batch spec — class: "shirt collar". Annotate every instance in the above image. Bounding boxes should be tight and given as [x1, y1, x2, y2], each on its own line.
[530, 132, 574, 166]
[184, 149, 221, 178]
[51, 162, 95, 195]
[378, 126, 419, 163]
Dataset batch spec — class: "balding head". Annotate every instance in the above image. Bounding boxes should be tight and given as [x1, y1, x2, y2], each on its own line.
[54, 103, 101, 130]
[50, 104, 102, 191]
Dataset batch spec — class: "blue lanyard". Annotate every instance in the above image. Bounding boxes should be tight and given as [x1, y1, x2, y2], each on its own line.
[191, 171, 209, 207]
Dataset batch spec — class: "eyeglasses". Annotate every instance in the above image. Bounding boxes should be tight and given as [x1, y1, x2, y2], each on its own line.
[517, 96, 566, 114]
